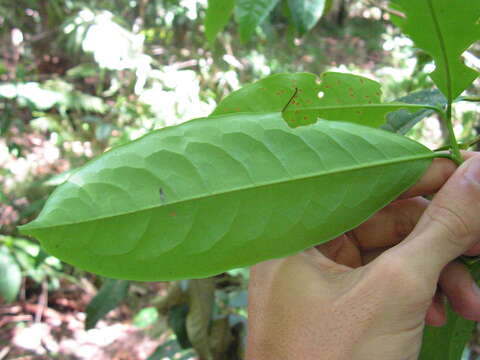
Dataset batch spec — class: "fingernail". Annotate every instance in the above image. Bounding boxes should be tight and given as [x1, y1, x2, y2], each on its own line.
[473, 281, 480, 297]
[465, 157, 480, 184]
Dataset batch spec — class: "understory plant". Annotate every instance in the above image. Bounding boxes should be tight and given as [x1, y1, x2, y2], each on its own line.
[19, 0, 480, 358]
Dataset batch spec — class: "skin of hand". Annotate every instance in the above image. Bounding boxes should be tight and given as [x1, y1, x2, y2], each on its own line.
[247, 152, 480, 360]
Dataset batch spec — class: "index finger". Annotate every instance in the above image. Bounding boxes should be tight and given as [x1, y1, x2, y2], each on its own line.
[400, 151, 478, 199]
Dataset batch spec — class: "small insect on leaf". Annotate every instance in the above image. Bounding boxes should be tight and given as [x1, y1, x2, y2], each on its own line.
[281, 88, 299, 113]
[159, 188, 166, 203]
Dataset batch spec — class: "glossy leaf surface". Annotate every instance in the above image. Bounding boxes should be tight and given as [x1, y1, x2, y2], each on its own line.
[212, 72, 433, 128]
[382, 89, 447, 134]
[235, 0, 280, 42]
[21, 112, 436, 281]
[390, 0, 480, 100]
[205, 0, 235, 44]
[287, 0, 328, 35]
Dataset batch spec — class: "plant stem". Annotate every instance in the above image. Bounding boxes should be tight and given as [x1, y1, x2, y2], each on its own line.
[443, 102, 463, 165]
[432, 152, 455, 160]
[465, 135, 480, 149]
[458, 96, 480, 103]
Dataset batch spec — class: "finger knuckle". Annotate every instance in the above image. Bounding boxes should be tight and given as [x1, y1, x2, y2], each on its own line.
[371, 254, 425, 292]
[426, 203, 471, 248]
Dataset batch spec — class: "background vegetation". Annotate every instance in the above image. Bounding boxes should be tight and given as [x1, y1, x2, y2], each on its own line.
[0, 0, 479, 359]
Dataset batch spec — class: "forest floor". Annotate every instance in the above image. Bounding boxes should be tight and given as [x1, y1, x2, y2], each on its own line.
[0, 279, 177, 360]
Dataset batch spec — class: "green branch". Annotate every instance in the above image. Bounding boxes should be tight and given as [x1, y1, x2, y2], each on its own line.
[443, 102, 463, 165]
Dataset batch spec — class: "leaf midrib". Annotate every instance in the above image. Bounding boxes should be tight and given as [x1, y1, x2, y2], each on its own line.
[427, 0, 452, 102]
[284, 103, 441, 113]
[23, 151, 438, 230]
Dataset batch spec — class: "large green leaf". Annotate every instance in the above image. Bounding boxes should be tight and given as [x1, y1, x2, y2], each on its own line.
[288, 0, 328, 35]
[85, 278, 129, 329]
[419, 304, 474, 360]
[235, 0, 280, 42]
[205, 0, 235, 44]
[20, 112, 436, 281]
[0, 247, 22, 303]
[390, 0, 480, 101]
[212, 72, 437, 128]
[382, 89, 447, 134]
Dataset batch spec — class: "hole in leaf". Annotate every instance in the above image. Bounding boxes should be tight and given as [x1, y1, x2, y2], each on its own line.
[318, 91, 325, 99]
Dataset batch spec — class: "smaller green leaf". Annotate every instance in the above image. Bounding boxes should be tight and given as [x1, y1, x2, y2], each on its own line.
[133, 307, 159, 328]
[205, 0, 235, 44]
[390, 0, 480, 100]
[419, 303, 474, 360]
[288, 0, 328, 35]
[168, 304, 192, 349]
[0, 247, 22, 303]
[85, 278, 129, 329]
[235, 0, 281, 42]
[213, 72, 435, 128]
[382, 89, 447, 134]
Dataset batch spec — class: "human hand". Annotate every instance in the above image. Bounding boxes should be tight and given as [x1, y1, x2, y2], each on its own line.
[247, 152, 480, 360]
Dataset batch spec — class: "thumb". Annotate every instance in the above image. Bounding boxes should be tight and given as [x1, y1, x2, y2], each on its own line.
[398, 155, 480, 276]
